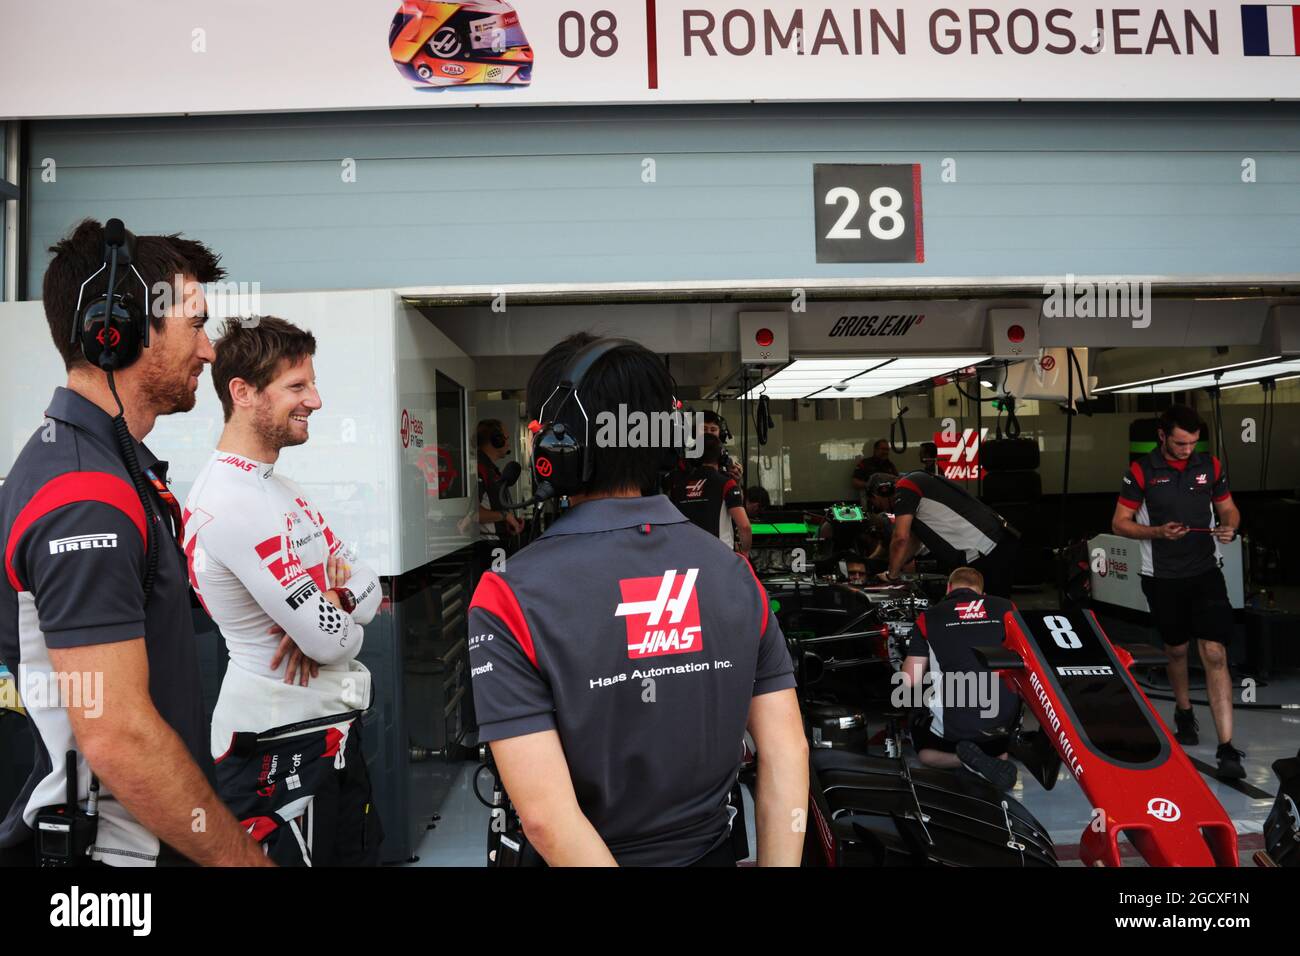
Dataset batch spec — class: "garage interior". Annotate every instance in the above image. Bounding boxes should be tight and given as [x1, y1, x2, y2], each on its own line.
[363, 287, 1300, 867]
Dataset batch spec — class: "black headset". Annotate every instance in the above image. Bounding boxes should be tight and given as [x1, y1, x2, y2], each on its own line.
[706, 409, 733, 443]
[70, 218, 152, 371]
[528, 338, 686, 499]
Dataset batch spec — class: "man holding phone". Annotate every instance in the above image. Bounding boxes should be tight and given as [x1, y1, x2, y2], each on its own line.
[1111, 405, 1243, 779]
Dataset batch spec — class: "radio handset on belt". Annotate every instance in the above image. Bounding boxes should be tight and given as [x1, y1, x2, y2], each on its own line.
[35, 752, 99, 866]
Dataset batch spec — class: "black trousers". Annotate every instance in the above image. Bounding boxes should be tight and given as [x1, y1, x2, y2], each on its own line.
[971, 538, 1018, 599]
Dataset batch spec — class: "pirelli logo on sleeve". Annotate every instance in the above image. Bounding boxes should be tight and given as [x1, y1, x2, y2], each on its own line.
[285, 580, 320, 610]
[615, 569, 703, 660]
[49, 533, 118, 554]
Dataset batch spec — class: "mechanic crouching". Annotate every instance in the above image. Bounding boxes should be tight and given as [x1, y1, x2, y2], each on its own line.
[467, 334, 808, 866]
[897, 567, 1021, 791]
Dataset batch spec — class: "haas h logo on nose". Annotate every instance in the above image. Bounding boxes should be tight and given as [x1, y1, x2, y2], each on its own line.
[616, 569, 703, 659]
[1147, 797, 1181, 822]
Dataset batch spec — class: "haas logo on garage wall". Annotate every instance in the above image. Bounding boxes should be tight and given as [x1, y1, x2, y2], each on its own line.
[934, 428, 988, 482]
[615, 569, 703, 659]
[400, 408, 425, 449]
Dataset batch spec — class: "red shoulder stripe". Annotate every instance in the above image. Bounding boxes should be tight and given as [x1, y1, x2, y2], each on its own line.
[5, 472, 147, 592]
[897, 476, 922, 496]
[470, 572, 537, 669]
[1128, 460, 1146, 490]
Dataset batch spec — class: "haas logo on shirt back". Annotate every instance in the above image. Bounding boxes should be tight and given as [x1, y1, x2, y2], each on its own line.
[615, 569, 703, 659]
[955, 599, 987, 620]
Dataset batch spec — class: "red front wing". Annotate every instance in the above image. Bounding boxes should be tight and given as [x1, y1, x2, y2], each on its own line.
[994, 609, 1237, 866]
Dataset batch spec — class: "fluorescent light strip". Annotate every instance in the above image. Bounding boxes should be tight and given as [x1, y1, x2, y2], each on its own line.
[1094, 355, 1284, 394]
[1108, 358, 1300, 394]
[1222, 373, 1300, 390]
[744, 355, 987, 401]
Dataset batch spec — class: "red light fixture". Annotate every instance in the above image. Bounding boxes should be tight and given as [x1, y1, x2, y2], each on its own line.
[755, 328, 775, 347]
[1007, 324, 1025, 343]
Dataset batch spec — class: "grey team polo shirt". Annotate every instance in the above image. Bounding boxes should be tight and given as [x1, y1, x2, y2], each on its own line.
[468, 494, 795, 866]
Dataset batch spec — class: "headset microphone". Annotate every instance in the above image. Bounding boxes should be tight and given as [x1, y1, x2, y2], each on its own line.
[500, 479, 555, 511]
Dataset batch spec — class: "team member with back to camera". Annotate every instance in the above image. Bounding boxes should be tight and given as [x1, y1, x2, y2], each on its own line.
[900, 567, 1021, 791]
[0, 219, 269, 866]
[1111, 404, 1244, 780]
[184, 317, 384, 864]
[468, 333, 808, 866]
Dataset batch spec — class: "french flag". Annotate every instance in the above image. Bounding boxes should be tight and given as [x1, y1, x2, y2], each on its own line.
[1241, 4, 1300, 55]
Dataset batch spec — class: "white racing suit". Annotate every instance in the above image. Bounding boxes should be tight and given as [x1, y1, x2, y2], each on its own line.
[183, 451, 384, 865]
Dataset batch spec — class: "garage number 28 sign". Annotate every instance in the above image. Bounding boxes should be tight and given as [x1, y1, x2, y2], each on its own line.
[813, 164, 924, 264]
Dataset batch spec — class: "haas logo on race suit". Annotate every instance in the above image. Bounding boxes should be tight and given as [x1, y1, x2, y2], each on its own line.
[615, 569, 703, 660]
[254, 507, 324, 591]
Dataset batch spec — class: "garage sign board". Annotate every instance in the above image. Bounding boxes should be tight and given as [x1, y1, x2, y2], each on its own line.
[2, 2, 1298, 119]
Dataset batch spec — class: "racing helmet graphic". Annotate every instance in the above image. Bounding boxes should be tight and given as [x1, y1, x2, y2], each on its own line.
[390, 1, 533, 88]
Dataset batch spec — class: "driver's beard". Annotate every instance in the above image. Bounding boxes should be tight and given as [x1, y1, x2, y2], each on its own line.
[139, 354, 197, 416]
[253, 400, 304, 452]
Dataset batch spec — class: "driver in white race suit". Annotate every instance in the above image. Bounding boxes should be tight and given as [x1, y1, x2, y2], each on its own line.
[183, 317, 383, 865]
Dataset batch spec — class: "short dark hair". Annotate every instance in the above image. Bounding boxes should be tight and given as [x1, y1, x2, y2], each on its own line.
[526, 333, 675, 496]
[42, 218, 226, 371]
[1159, 404, 1203, 438]
[746, 485, 771, 508]
[874, 439, 889, 452]
[212, 316, 316, 421]
[477, 418, 505, 445]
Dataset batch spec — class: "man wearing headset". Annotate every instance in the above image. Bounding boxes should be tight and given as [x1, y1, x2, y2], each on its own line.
[702, 410, 744, 483]
[0, 219, 269, 866]
[477, 418, 524, 552]
[668, 433, 751, 556]
[467, 333, 808, 866]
